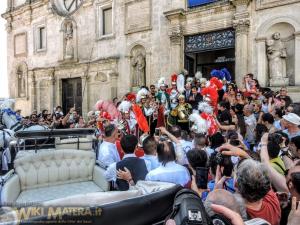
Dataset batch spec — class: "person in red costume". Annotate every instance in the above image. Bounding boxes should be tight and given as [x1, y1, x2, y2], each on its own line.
[125, 92, 150, 135]
[198, 101, 218, 137]
[201, 77, 223, 115]
[166, 74, 178, 95]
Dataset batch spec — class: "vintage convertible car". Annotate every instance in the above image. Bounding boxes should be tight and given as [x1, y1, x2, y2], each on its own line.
[0, 129, 181, 225]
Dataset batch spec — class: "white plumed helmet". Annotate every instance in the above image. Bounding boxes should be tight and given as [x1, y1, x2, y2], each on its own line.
[118, 101, 132, 113]
[198, 101, 213, 115]
[136, 88, 149, 103]
[189, 113, 208, 134]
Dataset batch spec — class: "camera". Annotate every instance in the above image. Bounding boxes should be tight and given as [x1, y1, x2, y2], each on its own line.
[154, 128, 160, 136]
[215, 151, 233, 177]
[159, 135, 169, 142]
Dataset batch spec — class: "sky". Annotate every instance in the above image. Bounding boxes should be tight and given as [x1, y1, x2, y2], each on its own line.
[0, 2, 8, 98]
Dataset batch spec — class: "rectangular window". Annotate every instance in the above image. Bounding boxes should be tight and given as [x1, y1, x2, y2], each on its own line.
[188, 0, 218, 8]
[38, 27, 46, 50]
[103, 8, 112, 35]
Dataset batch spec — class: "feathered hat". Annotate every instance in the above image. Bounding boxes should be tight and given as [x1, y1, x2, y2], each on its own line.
[171, 74, 177, 85]
[177, 73, 185, 94]
[125, 92, 136, 102]
[189, 113, 208, 134]
[118, 101, 132, 114]
[210, 77, 223, 90]
[211, 69, 225, 80]
[0, 99, 15, 109]
[199, 78, 207, 84]
[186, 77, 194, 85]
[100, 111, 112, 121]
[136, 88, 149, 103]
[198, 101, 213, 115]
[158, 77, 167, 87]
[221, 68, 231, 82]
[195, 71, 202, 82]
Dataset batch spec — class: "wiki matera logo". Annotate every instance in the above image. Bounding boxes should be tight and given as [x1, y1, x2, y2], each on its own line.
[51, 0, 84, 17]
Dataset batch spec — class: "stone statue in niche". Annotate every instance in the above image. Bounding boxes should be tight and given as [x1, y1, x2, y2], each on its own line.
[131, 52, 146, 87]
[266, 32, 289, 86]
[64, 22, 74, 60]
[17, 68, 26, 97]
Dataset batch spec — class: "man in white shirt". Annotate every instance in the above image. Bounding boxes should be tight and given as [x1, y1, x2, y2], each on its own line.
[140, 136, 160, 172]
[170, 125, 192, 165]
[98, 124, 120, 167]
[243, 104, 257, 149]
[145, 141, 190, 187]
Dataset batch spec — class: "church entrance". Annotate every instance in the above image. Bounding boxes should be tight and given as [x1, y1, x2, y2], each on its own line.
[62, 78, 82, 115]
[184, 29, 236, 81]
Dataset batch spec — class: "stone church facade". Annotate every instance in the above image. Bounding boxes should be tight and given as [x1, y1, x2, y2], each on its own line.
[2, 0, 300, 116]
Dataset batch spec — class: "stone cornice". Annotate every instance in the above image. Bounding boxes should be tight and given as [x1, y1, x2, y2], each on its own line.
[230, 0, 251, 6]
[1, 0, 45, 19]
[29, 56, 120, 72]
[233, 18, 250, 34]
[168, 24, 183, 44]
[163, 8, 185, 21]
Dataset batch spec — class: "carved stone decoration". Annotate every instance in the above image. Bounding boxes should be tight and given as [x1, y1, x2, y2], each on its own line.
[60, 18, 78, 62]
[169, 25, 183, 45]
[233, 18, 250, 35]
[185, 29, 235, 53]
[64, 21, 74, 60]
[266, 32, 289, 86]
[51, 0, 84, 17]
[130, 45, 146, 87]
[95, 72, 108, 82]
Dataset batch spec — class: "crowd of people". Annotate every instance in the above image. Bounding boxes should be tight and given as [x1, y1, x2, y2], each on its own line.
[13, 70, 300, 225]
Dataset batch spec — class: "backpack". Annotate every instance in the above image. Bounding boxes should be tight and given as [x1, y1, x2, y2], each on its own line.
[165, 189, 212, 225]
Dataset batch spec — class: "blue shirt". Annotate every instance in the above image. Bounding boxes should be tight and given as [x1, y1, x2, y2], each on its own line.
[283, 129, 300, 139]
[208, 178, 235, 193]
[141, 155, 160, 172]
[145, 161, 190, 186]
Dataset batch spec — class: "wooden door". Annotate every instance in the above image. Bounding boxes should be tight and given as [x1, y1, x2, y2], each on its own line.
[62, 78, 82, 115]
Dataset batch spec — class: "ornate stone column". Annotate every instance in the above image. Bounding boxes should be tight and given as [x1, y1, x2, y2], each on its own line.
[295, 32, 300, 86]
[109, 71, 119, 99]
[231, 0, 251, 87]
[6, 0, 12, 11]
[28, 70, 37, 112]
[49, 68, 56, 111]
[81, 73, 89, 118]
[255, 37, 268, 87]
[164, 9, 185, 76]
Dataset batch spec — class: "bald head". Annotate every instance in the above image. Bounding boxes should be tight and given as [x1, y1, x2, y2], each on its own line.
[204, 189, 247, 220]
